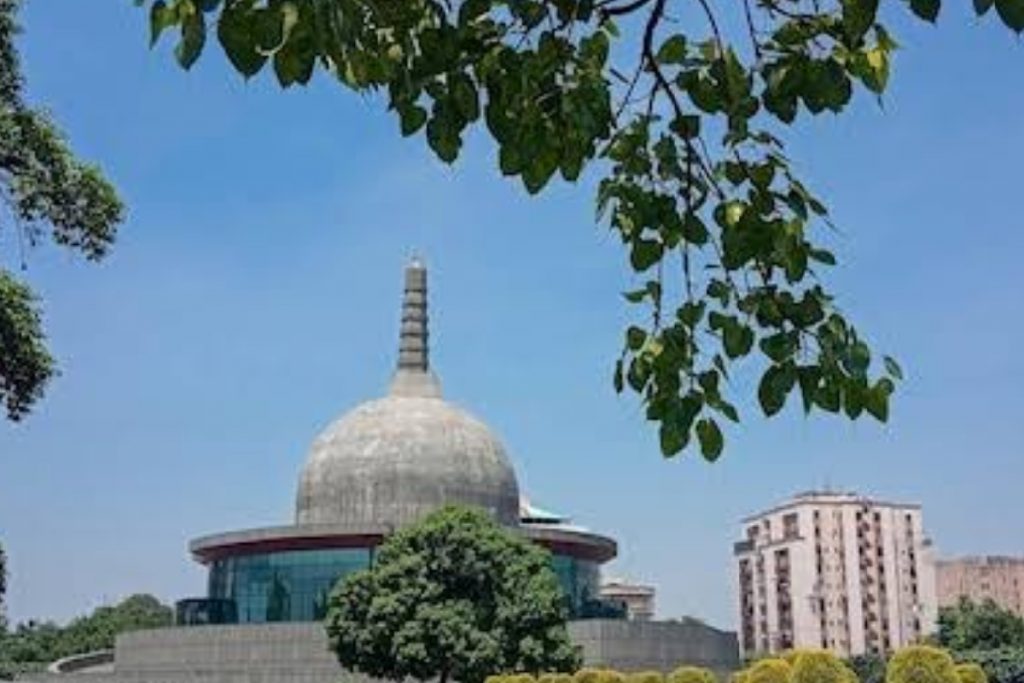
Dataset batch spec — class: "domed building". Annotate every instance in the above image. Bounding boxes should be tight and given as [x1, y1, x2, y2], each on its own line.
[39, 260, 739, 683]
[179, 260, 619, 626]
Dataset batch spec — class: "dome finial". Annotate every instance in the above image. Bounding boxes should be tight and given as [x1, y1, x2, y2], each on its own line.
[390, 256, 442, 397]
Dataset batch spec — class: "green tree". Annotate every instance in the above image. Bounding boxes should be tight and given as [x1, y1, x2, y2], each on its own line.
[0, 0, 123, 422]
[0, 593, 172, 671]
[324, 505, 580, 683]
[0, 542, 6, 632]
[886, 646, 959, 683]
[954, 649, 1024, 683]
[141, 0, 1021, 460]
[938, 599, 1024, 652]
[849, 653, 888, 683]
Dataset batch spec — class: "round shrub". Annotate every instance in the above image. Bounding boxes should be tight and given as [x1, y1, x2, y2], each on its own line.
[669, 666, 718, 683]
[540, 674, 575, 683]
[747, 658, 793, 683]
[791, 650, 854, 683]
[955, 664, 987, 683]
[628, 671, 666, 683]
[599, 671, 627, 683]
[486, 676, 508, 683]
[575, 669, 606, 683]
[731, 669, 749, 683]
[887, 646, 959, 683]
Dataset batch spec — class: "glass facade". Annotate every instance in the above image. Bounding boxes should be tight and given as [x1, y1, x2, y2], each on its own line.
[196, 546, 622, 624]
[207, 548, 371, 623]
[551, 553, 626, 619]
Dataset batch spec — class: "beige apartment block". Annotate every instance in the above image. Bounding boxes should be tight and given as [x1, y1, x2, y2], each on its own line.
[936, 556, 1024, 617]
[734, 491, 938, 658]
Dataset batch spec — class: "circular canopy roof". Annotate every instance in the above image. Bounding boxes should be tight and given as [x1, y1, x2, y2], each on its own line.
[294, 260, 520, 529]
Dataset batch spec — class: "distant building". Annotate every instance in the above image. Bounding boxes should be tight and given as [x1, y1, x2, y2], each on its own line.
[936, 556, 1024, 617]
[734, 491, 937, 658]
[601, 579, 656, 621]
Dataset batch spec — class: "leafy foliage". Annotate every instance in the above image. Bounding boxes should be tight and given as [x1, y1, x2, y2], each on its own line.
[668, 665, 718, 683]
[747, 658, 793, 683]
[0, 0, 124, 420]
[791, 650, 857, 683]
[140, 0, 1021, 458]
[324, 505, 580, 683]
[938, 599, 1024, 652]
[957, 663, 990, 683]
[0, 594, 172, 672]
[849, 654, 889, 683]
[886, 646, 959, 683]
[954, 649, 1024, 683]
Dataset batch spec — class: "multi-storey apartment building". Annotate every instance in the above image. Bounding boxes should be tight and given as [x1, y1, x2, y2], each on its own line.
[936, 556, 1024, 617]
[734, 491, 937, 658]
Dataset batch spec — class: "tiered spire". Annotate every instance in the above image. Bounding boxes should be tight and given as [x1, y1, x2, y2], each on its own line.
[389, 257, 442, 398]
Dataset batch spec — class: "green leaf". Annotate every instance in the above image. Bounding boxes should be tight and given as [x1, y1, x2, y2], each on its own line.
[659, 420, 688, 456]
[630, 239, 662, 271]
[656, 34, 687, 65]
[759, 331, 797, 363]
[758, 363, 795, 416]
[884, 355, 903, 381]
[864, 378, 894, 421]
[975, 0, 995, 15]
[217, 5, 267, 78]
[909, 0, 941, 22]
[995, 0, 1024, 30]
[669, 115, 700, 140]
[722, 322, 754, 359]
[175, 10, 206, 70]
[843, 377, 866, 419]
[150, 0, 178, 46]
[696, 418, 724, 461]
[797, 365, 822, 414]
[613, 359, 624, 393]
[843, 0, 880, 43]
[399, 105, 429, 137]
[626, 326, 646, 350]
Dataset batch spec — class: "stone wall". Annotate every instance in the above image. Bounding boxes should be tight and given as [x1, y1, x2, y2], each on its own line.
[568, 619, 740, 674]
[18, 619, 739, 683]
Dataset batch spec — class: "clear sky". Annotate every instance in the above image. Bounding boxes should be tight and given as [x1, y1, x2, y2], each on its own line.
[0, 1, 1021, 631]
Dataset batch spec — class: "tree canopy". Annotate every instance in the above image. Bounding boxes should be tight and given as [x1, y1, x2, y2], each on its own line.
[140, 0, 1020, 459]
[324, 505, 580, 683]
[938, 599, 1024, 653]
[0, 0, 124, 422]
[0, 593, 172, 676]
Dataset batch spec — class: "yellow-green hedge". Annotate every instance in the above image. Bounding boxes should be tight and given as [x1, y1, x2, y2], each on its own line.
[954, 663, 987, 683]
[746, 658, 793, 683]
[886, 646, 959, 683]
[668, 666, 718, 683]
[627, 671, 666, 683]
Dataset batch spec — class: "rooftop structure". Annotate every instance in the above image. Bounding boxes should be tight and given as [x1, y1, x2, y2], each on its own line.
[935, 556, 1024, 617]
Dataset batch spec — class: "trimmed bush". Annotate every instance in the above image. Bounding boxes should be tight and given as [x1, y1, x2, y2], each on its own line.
[731, 670, 750, 683]
[539, 674, 575, 683]
[599, 671, 627, 683]
[747, 658, 793, 683]
[669, 665, 718, 683]
[507, 675, 537, 683]
[486, 676, 509, 683]
[955, 663, 987, 683]
[627, 672, 665, 683]
[791, 650, 853, 683]
[575, 669, 606, 683]
[887, 646, 959, 683]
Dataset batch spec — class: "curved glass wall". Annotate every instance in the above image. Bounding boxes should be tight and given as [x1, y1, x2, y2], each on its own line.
[208, 548, 371, 623]
[551, 553, 623, 619]
[203, 546, 621, 624]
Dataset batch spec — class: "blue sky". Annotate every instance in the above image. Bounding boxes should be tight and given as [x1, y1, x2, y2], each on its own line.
[0, 1, 1021, 630]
